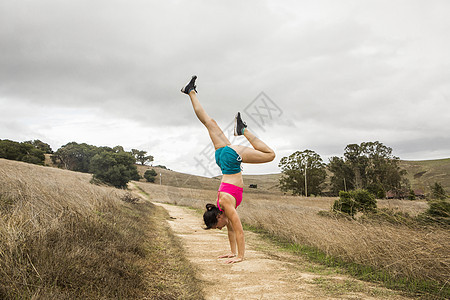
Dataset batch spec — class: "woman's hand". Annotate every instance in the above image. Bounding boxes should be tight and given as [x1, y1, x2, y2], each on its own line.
[225, 257, 243, 264]
[218, 253, 236, 259]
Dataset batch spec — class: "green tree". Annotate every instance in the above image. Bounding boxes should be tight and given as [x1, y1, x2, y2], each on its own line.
[116, 152, 141, 180]
[24, 139, 53, 154]
[279, 149, 326, 196]
[131, 149, 154, 166]
[52, 143, 143, 186]
[52, 142, 101, 172]
[0, 139, 45, 165]
[328, 141, 407, 197]
[90, 151, 140, 188]
[367, 183, 386, 199]
[21, 145, 45, 165]
[328, 156, 354, 194]
[144, 169, 158, 183]
[113, 145, 125, 153]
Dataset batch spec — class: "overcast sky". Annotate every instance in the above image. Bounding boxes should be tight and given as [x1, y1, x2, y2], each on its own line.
[1, 0, 449, 176]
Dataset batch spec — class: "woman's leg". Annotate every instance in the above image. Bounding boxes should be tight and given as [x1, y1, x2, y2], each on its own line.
[231, 129, 275, 163]
[188, 91, 231, 150]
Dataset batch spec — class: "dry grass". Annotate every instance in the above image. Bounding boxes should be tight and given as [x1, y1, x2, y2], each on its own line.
[0, 159, 203, 299]
[136, 181, 449, 296]
[376, 198, 429, 216]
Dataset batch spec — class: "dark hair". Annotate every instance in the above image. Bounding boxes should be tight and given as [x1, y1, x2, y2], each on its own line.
[203, 204, 221, 229]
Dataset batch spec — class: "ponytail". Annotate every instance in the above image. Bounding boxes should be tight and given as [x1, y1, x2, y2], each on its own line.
[203, 203, 221, 229]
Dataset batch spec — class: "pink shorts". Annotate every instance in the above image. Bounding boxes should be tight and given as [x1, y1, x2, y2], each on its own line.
[217, 182, 243, 212]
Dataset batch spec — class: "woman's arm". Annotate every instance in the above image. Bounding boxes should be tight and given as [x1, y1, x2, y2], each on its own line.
[221, 202, 245, 264]
[218, 222, 237, 258]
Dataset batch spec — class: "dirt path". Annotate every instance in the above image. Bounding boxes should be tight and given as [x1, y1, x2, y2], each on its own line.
[151, 202, 410, 300]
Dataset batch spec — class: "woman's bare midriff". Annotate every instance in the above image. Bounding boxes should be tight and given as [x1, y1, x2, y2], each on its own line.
[221, 173, 243, 188]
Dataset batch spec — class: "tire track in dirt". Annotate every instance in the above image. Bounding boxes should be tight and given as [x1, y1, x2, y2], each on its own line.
[152, 202, 411, 300]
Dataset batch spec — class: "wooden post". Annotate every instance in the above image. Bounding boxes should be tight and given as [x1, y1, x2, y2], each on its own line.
[305, 160, 308, 197]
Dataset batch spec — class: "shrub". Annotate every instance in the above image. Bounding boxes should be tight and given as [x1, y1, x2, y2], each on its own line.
[333, 189, 377, 216]
[421, 200, 450, 226]
[333, 191, 357, 217]
[408, 189, 416, 200]
[121, 192, 140, 204]
[144, 169, 158, 183]
[361, 208, 414, 226]
[426, 200, 450, 218]
[353, 189, 377, 212]
[431, 182, 447, 200]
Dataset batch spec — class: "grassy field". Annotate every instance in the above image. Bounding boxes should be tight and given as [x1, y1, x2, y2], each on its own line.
[21, 155, 448, 298]
[0, 159, 203, 299]
[135, 180, 449, 298]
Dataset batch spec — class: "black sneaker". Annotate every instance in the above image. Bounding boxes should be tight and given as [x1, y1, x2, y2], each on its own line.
[181, 75, 198, 94]
[234, 112, 247, 136]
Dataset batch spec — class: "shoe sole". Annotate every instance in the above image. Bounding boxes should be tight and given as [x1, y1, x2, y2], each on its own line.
[234, 114, 238, 136]
[234, 113, 242, 136]
[181, 75, 197, 94]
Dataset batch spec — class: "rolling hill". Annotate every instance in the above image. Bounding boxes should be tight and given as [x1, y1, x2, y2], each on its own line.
[44, 154, 449, 195]
[399, 158, 450, 194]
[136, 158, 450, 196]
[135, 164, 283, 194]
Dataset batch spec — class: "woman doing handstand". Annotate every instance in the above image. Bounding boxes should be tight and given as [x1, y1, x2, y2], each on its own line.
[181, 75, 275, 264]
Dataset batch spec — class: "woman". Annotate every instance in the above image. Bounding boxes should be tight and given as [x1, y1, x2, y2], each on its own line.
[181, 75, 275, 264]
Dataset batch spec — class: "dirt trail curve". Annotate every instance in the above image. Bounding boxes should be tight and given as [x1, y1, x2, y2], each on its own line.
[148, 201, 410, 300]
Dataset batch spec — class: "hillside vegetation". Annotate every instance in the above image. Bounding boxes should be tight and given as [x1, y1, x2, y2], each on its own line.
[136, 158, 450, 196]
[0, 159, 203, 299]
[399, 158, 450, 194]
[136, 165, 284, 194]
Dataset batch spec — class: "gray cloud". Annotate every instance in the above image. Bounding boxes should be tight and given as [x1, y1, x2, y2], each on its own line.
[1, 0, 449, 175]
